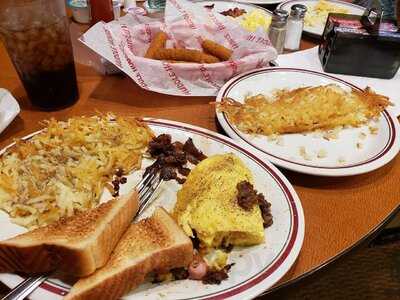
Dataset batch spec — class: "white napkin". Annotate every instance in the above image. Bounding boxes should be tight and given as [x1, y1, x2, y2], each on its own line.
[0, 89, 20, 135]
[276, 46, 400, 117]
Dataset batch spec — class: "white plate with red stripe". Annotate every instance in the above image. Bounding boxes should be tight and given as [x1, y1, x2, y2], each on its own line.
[277, 0, 365, 37]
[0, 118, 304, 300]
[237, 0, 286, 5]
[198, 0, 273, 32]
[215, 67, 400, 177]
[199, 1, 273, 18]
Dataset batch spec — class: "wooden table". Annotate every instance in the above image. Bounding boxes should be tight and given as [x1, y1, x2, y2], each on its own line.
[0, 25, 399, 297]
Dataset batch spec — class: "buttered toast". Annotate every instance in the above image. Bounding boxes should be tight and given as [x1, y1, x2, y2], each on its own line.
[65, 207, 193, 300]
[0, 190, 139, 277]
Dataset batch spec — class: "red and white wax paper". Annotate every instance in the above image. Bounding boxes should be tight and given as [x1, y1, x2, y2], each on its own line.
[80, 0, 277, 96]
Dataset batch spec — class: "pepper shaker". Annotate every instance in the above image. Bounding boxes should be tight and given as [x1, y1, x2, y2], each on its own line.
[284, 4, 307, 51]
[268, 9, 289, 54]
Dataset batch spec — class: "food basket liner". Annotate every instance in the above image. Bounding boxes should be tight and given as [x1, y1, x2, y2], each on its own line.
[80, 0, 277, 96]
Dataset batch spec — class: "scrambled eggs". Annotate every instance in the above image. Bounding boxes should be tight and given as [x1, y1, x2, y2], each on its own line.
[240, 9, 272, 32]
[304, 0, 349, 27]
[173, 153, 265, 248]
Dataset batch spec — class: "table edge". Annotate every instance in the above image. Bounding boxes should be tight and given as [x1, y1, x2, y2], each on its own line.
[264, 201, 400, 295]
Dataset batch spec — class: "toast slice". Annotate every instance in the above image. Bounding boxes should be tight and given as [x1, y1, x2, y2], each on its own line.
[0, 190, 139, 277]
[65, 207, 194, 300]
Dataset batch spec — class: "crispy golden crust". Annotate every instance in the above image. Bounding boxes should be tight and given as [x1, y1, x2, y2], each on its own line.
[65, 208, 193, 300]
[153, 48, 220, 64]
[144, 31, 168, 59]
[218, 85, 392, 136]
[0, 191, 139, 277]
[17, 200, 115, 241]
[201, 39, 232, 61]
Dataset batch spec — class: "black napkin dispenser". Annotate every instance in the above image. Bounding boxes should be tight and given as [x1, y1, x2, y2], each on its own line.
[318, 9, 400, 79]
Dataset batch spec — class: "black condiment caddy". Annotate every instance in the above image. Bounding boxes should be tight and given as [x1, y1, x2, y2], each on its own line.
[318, 7, 400, 79]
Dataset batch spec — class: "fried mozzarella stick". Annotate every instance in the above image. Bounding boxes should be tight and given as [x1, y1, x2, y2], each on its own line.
[144, 31, 168, 58]
[153, 48, 220, 63]
[201, 39, 232, 61]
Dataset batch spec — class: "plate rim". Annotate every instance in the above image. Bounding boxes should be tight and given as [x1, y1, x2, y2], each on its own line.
[0, 118, 305, 300]
[277, 0, 365, 37]
[215, 67, 400, 177]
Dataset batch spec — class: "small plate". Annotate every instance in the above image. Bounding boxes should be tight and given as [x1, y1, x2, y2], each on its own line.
[237, 0, 286, 6]
[198, 0, 273, 32]
[278, 0, 364, 37]
[0, 89, 20, 135]
[199, 0, 273, 17]
[0, 118, 304, 300]
[216, 67, 400, 177]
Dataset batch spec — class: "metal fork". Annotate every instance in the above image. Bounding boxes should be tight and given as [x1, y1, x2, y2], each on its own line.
[1, 170, 163, 300]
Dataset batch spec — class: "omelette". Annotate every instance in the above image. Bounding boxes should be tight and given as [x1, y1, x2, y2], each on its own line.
[173, 153, 265, 248]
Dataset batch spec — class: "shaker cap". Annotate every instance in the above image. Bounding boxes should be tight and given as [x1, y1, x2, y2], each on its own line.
[272, 9, 289, 25]
[290, 4, 307, 18]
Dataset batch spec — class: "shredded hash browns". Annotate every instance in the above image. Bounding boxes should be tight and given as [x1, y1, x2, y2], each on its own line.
[0, 114, 153, 229]
[218, 84, 391, 136]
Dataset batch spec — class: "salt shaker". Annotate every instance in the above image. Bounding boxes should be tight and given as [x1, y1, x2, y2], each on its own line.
[284, 4, 307, 51]
[268, 9, 289, 54]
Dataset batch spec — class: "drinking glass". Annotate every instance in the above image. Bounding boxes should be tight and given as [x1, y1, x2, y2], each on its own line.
[0, 0, 79, 110]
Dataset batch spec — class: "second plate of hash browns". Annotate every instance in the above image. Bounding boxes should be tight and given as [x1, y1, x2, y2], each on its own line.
[216, 67, 400, 176]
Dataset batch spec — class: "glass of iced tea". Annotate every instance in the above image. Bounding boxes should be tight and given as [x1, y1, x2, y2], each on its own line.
[0, 0, 79, 110]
